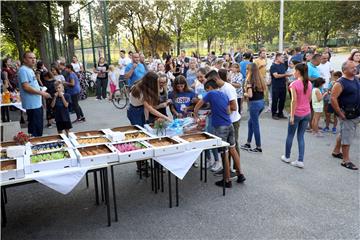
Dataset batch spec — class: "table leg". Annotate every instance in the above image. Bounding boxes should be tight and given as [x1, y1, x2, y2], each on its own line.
[160, 165, 164, 193]
[110, 165, 118, 222]
[100, 170, 105, 202]
[85, 172, 89, 188]
[200, 152, 203, 181]
[222, 159, 225, 196]
[157, 164, 160, 190]
[168, 171, 172, 208]
[2, 188, 7, 204]
[150, 159, 154, 191]
[102, 168, 111, 227]
[204, 151, 207, 183]
[1, 187, 7, 227]
[20, 111, 25, 124]
[93, 171, 99, 205]
[175, 177, 179, 207]
[154, 162, 158, 194]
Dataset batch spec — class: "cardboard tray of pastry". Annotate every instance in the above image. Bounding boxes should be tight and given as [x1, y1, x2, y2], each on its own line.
[75, 144, 118, 167]
[112, 140, 153, 164]
[24, 148, 78, 174]
[0, 149, 25, 181]
[110, 125, 143, 133]
[175, 132, 222, 150]
[145, 137, 187, 157]
[29, 134, 71, 145]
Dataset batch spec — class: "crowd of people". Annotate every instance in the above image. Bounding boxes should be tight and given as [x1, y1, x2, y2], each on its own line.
[1, 46, 359, 187]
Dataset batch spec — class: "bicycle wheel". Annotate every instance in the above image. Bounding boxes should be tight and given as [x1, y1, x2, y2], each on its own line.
[112, 88, 128, 109]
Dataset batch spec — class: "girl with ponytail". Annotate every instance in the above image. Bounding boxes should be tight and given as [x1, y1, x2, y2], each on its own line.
[280, 63, 312, 168]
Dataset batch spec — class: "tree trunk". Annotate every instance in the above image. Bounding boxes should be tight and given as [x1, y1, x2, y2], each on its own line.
[37, 31, 50, 67]
[62, 4, 74, 58]
[7, 3, 24, 59]
[207, 37, 213, 53]
[47, 2, 58, 61]
[176, 28, 181, 57]
[323, 30, 330, 47]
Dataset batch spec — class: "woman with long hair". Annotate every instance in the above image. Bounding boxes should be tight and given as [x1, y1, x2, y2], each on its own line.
[281, 63, 312, 168]
[128, 71, 171, 127]
[168, 75, 196, 118]
[64, 64, 85, 123]
[240, 63, 267, 153]
[348, 50, 360, 78]
[94, 57, 109, 100]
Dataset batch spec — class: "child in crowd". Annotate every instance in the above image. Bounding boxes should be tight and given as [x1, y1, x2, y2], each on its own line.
[43, 71, 56, 128]
[193, 68, 208, 99]
[157, 74, 171, 116]
[168, 75, 196, 118]
[51, 81, 72, 136]
[311, 77, 328, 137]
[194, 80, 245, 188]
[286, 59, 298, 98]
[229, 63, 244, 114]
[108, 65, 117, 100]
[323, 71, 342, 134]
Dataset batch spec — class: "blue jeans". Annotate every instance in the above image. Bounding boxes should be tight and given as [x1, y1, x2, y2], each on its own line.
[247, 99, 265, 147]
[27, 107, 43, 137]
[285, 114, 311, 162]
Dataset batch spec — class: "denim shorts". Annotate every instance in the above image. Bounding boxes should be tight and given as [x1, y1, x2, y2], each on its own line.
[214, 125, 236, 152]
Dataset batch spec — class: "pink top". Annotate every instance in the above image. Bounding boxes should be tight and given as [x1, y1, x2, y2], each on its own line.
[289, 79, 312, 117]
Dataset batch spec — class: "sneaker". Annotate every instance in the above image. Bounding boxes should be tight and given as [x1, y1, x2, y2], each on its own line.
[193, 162, 199, 168]
[230, 168, 236, 173]
[281, 155, 291, 163]
[211, 161, 222, 172]
[230, 171, 237, 180]
[47, 123, 52, 129]
[249, 147, 262, 153]
[290, 160, 304, 168]
[214, 168, 224, 176]
[240, 143, 251, 151]
[237, 174, 246, 183]
[95, 98, 101, 101]
[332, 127, 337, 134]
[278, 114, 287, 119]
[305, 127, 312, 132]
[79, 117, 86, 122]
[206, 158, 215, 169]
[322, 127, 330, 133]
[265, 108, 271, 113]
[272, 115, 280, 120]
[72, 119, 80, 124]
[215, 179, 232, 188]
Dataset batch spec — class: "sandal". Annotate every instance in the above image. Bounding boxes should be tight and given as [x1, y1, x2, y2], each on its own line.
[341, 161, 358, 170]
[332, 152, 343, 159]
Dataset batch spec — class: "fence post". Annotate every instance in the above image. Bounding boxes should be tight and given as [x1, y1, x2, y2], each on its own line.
[103, 0, 111, 64]
[88, 4, 96, 68]
[78, 10, 86, 70]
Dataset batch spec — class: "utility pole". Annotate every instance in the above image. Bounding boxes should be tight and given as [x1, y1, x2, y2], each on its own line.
[279, 0, 284, 52]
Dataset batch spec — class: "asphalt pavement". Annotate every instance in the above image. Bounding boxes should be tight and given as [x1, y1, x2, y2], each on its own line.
[2, 97, 359, 240]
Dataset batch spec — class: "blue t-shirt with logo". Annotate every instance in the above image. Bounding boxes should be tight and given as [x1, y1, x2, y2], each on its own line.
[18, 65, 42, 109]
[168, 90, 195, 114]
[202, 90, 231, 128]
[307, 62, 320, 79]
[125, 63, 147, 87]
[65, 72, 81, 96]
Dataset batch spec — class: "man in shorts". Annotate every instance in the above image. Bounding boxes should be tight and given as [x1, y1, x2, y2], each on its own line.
[194, 80, 246, 188]
[330, 61, 360, 170]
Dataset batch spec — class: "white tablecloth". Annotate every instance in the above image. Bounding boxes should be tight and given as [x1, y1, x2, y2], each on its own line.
[0, 102, 26, 112]
[32, 167, 89, 194]
[153, 149, 202, 180]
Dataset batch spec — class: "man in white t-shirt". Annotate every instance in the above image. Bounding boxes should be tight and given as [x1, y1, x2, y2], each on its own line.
[205, 70, 243, 175]
[118, 49, 131, 83]
[318, 52, 333, 89]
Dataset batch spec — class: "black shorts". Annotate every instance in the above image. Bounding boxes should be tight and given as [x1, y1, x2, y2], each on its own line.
[327, 104, 335, 113]
[56, 121, 72, 132]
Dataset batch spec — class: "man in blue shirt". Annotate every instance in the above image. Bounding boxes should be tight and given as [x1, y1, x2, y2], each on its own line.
[194, 80, 246, 189]
[307, 54, 321, 81]
[291, 47, 303, 63]
[18, 52, 51, 136]
[124, 52, 147, 87]
[270, 53, 293, 120]
[240, 52, 252, 78]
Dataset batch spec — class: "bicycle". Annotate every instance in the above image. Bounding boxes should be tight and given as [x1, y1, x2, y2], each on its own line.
[111, 79, 129, 109]
[79, 71, 96, 100]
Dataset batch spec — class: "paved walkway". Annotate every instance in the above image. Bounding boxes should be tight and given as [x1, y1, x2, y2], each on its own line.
[2, 97, 359, 240]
